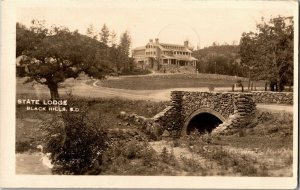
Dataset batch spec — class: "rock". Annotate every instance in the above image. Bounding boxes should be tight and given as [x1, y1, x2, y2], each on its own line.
[118, 111, 126, 118]
[162, 130, 170, 137]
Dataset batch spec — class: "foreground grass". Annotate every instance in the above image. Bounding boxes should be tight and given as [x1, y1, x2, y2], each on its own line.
[101, 73, 265, 90]
[174, 110, 293, 176]
[16, 96, 293, 176]
[16, 96, 168, 152]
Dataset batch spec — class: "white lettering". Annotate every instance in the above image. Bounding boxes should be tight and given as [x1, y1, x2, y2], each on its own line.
[43, 100, 68, 106]
[17, 99, 40, 105]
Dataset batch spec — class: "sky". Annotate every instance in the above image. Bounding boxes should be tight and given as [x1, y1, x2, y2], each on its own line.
[16, 0, 296, 49]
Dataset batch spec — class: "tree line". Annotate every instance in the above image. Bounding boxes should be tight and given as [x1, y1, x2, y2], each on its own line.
[192, 44, 248, 77]
[16, 20, 134, 99]
[240, 16, 293, 91]
[193, 16, 293, 92]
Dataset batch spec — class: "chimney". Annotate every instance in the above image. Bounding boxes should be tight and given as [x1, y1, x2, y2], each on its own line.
[149, 39, 153, 43]
[184, 40, 189, 48]
[155, 38, 159, 44]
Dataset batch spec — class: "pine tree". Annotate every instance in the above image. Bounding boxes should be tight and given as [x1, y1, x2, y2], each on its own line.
[99, 24, 110, 45]
[119, 31, 131, 70]
[86, 24, 97, 40]
[109, 30, 117, 47]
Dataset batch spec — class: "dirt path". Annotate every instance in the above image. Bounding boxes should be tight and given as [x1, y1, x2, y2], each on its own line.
[89, 79, 237, 101]
[256, 104, 293, 113]
[90, 80, 294, 113]
[17, 78, 294, 113]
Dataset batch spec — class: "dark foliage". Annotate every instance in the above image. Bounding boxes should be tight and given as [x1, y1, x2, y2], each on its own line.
[16, 20, 133, 99]
[239, 16, 294, 91]
[192, 44, 247, 77]
[41, 102, 107, 175]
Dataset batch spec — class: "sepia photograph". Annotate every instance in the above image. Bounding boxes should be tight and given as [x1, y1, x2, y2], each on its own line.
[0, 0, 298, 189]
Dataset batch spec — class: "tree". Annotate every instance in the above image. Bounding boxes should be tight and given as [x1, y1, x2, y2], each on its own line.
[193, 44, 244, 76]
[109, 45, 121, 72]
[17, 21, 112, 99]
[239, 16, 294, 91]
[16, 20, 49, 57]
[86, 24, 98, 40]
[109, 30, 117, 47]
[119, 31, 131, 70]
[99, 24, 110, 45]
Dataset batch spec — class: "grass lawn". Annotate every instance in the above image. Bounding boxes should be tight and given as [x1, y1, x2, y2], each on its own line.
[102, 73, 265, 90]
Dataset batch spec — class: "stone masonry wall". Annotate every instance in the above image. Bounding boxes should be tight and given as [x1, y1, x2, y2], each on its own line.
[252, 91, 293, 105]
[156, 91, 256, 136]
[181, 92, 235, 120]
[119, 91, 257, 138]
[153, 92, 184, 137]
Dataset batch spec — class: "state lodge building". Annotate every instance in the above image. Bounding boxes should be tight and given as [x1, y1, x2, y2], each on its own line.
[132, 38, 198, 70]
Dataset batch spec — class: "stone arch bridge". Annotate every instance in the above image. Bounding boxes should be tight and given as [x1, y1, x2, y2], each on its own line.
[153, 91, 256, 136]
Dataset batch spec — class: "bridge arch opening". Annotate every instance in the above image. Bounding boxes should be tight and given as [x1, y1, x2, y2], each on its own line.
[182, 109, 225, 135]
[186, 113, 222, 134]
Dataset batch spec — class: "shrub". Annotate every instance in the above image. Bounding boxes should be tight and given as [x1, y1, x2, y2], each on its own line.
[41, 104, 107, 175]
[120, 68, 152, 76]
[238, 129, 246, 137]
[208, 85, 215, 92]
[122, 139, 144, 159]
[101, 140, 179, 175]
[236, 79, 243, 87]
[159, 147, 178, 167]
[16, 141, 32, 153]
[180, 156, 206, 175]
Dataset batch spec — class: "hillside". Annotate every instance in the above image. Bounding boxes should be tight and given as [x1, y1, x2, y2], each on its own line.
[192, 45, 247, 77]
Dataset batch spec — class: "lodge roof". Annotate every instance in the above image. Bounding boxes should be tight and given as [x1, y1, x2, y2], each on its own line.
[132, 46, 145, 51]
[160, 43, 185, 48]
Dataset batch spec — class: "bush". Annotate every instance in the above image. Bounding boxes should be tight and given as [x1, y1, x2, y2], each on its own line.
[41, 105, 107, 175]
[16, 141, 32, 152]
[236, 79, 243, 87]
[120, 68, 151, 76]
[122, 140, 144, 159]
[238, 129, 246, 137]
[101, 140, 169, 175]
[208, 85, 215, 92]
